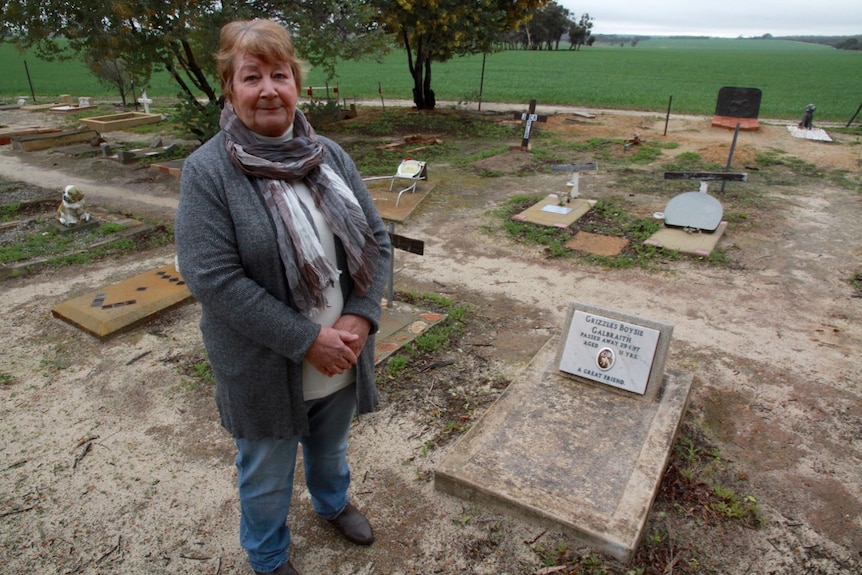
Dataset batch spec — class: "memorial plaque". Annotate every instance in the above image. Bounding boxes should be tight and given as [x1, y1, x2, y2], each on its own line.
[714, 86, 762, 119]
[555, 302, 673, 399]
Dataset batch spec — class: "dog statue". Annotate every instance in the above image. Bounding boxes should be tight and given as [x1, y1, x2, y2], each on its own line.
[798, 103, 816, 130]
[57, 185, 91, 227]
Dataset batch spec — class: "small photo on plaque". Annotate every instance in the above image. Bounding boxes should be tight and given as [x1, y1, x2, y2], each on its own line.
[596, 347, 615, 370]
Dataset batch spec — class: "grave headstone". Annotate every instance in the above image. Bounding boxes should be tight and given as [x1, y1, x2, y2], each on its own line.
[137, 92, 153, 114]
[712, 86, 762, 130]
[555, 303, 672, 400]
[661, 171, 746, 232]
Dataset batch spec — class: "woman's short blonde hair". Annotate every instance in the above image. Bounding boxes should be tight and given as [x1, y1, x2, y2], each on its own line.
[216, 19, 304, 101]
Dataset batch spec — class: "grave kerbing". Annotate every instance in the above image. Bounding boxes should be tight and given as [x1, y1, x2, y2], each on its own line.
[435, 301, 692, 562]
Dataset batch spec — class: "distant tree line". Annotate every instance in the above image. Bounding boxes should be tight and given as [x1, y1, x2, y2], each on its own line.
[786, 36, 862, 51]
[500, 1, 595, 50]
[593, 33, 862, 51]
[751, 34, 862, 51]
[592, 35, 652, 47]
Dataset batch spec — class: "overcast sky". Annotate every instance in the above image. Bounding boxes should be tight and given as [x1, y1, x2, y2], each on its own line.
[559, 1, 862, 37]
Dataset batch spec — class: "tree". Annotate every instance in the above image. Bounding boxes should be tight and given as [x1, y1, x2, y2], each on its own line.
[569, 13, 593, 51]
[522, 1, 570, 50]
[374, 0, 548, 110]
[83, 53, 147, 107]
[0, 0, 388, 141]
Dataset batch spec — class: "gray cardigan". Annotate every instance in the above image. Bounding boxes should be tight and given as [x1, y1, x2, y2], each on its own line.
[175, 131, 391, 440]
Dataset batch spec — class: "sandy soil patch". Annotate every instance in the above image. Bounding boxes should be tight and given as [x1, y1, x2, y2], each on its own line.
[1, 104, 861, 574]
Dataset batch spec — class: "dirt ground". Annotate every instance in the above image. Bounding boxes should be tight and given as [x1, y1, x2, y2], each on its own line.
[1, 103, 861, 575]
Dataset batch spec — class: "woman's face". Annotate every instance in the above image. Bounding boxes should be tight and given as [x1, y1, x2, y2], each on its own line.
[229, 51, 298, 137]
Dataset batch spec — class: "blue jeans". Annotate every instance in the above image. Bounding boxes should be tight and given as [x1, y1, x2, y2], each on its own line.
[235, 383, 356, 572]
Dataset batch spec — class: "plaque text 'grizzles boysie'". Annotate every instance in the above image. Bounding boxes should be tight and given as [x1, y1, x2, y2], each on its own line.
[558, 308, 667, 396]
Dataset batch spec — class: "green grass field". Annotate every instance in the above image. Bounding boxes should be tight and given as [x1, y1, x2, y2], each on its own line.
[2, 38, 860, 121]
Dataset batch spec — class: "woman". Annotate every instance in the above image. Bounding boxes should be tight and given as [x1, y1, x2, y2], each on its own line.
[175, 19, 391, 575]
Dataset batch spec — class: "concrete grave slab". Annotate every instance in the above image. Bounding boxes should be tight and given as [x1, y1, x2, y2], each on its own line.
[49, 218, 101, 234]
[0, 127, 61, 146]
[564, 231, 629, 257]
[0, 209, 152, 280]
[644, 221, 728, 256]
[20, 103, 62, 112]
[49, 104, 98, 114]
[512, 195, 593, 228]
[369, 180, 435, 224]
[374, 303, 446, 364]
[51, 263, 193, 338]
[11, 129, 100, 152]
[108, 143, 178, 165]
[787, 126, 832, 142]
[80, 112, 162, 131]
[435, 333, 693, 562]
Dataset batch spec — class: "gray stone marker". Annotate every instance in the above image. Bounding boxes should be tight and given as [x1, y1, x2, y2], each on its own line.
[435, 301, 692, 562]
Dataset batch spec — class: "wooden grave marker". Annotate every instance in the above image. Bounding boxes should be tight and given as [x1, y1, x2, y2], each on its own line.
[512, 99, 548, 151]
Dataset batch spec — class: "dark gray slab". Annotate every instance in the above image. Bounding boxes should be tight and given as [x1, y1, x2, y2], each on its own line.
[715, 86, 762, 118]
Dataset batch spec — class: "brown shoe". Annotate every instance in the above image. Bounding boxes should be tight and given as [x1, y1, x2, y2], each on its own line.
[254, 560, 299, 575]
[326, 502, 375, 545]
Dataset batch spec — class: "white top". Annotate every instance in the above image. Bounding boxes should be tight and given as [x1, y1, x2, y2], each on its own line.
[257, 126, 354, 400]
[290, 179, 355, 400]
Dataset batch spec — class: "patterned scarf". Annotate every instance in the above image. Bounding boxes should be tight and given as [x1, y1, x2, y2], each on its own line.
[220, 104, 378, 317]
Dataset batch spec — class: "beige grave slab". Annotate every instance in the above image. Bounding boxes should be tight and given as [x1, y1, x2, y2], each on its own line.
[565, 231, 629, 256]
[21, 103, 61, 112]
[512, 195, 593, 228]
[51, 263, 193, 338]
[374, 303, 446, 364]
[435, 335, 692, 562]
[0, 127, 61, 146]
[644, 221, 728, 256]
[50, 260, 444, 356]
[11, 129, 100, 152]
[80, 112, 162, 131]
[369, 180, 435, 224]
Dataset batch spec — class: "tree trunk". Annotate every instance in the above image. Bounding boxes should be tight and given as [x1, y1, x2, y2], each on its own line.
[423, 56, 435, 110]
[401, 29, 436, 111]
[412, 50, 426, 109]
